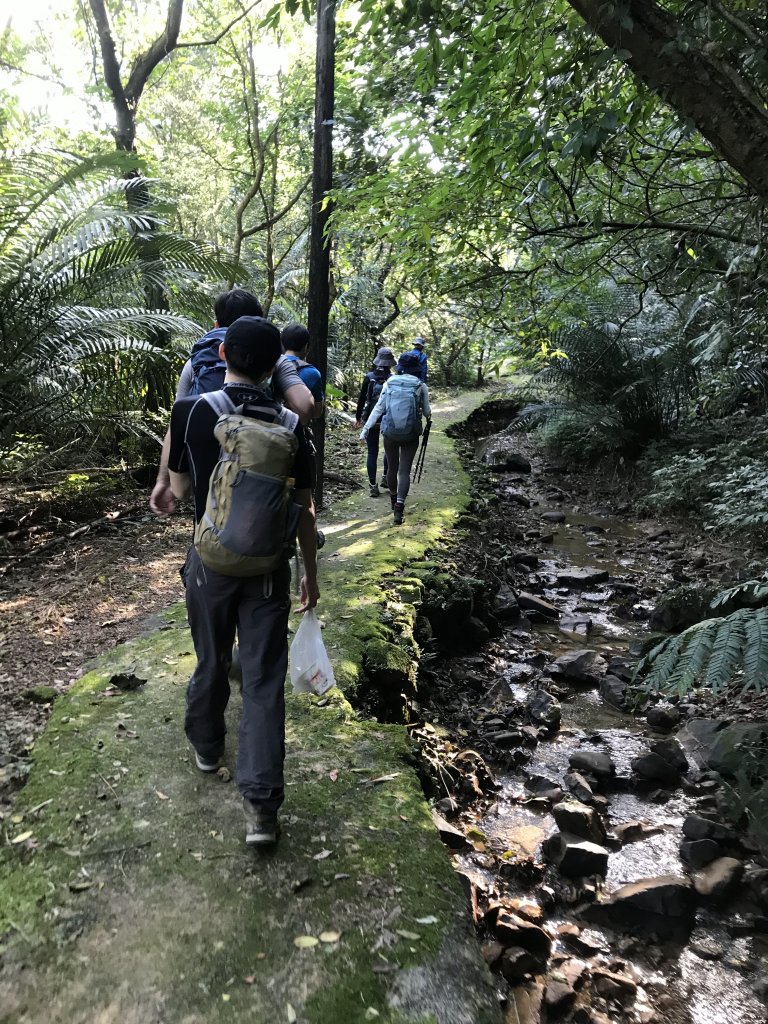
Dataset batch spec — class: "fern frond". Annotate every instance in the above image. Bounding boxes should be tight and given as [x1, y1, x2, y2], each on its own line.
[639, 607, 768, 697]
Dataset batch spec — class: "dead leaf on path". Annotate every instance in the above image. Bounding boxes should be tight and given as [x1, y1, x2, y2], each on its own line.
[243, 975, 255, 985]
[217, 766, 232, 782]
[286, 1005, 297, 1024]
[68, 879, 94, 892]
[334, 873, 350, 881]
[395, 930, 420, 941]
[221, 994, 230, 1003]
[293, 935, 319, 948]
[256, 952, 266, 960]
[415, 915, 438, 925]
[360, 773, 400, 786]
[319, 931, 341, 943]
[11, 830, 33, 844]
[329, 770, 338, 782]
[155, 790, 169, 801]
[191, 852, 204, 861]
[313, 849, 332, 860]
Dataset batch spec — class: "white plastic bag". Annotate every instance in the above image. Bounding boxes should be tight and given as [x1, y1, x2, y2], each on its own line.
[289, 610, 336, 695]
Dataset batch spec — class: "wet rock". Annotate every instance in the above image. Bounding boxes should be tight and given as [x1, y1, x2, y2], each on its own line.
[613, 821, 664, 845]
[551, 649, 607, 686]
[434, 796, 459, 818]
[494, 911, 552, 958]
[631, 752, 682, 786]
[564, 772, 595, 805]
[593, 969, 637, 1005]
[494, 583, 520, 622]
[682, 813, 741, 847]
[706, 722, 768, 777]
[525, 774, 565, 803]
[606, 656, 634, 681]
[693, 856, 744, 902]
[480, 939, 504, 968]
[430, 809, 471, 851]
[599, 674, 627, 710]
[542, 510, 566, 524]
[544, 979, 577, 1017]
[650, 738, 688, 772]
[486, 730, 525, 750]
[689, 938, 724, 961]
[556, 567, 610, 587]
[466, 615, 491, 646]
[518, 592, 560, 619]
[542, 832, 610, 877]
[744, 867, 768, 910]
[552, 800, 608, 845]
[591, 875, 695, 924]
[679, 838, 722, 869]
[526, 689, 561, 733]
[677, 718, 728, 766]
[646, 705, 681, 732]
[505, 489, 532, 508]
[499, 946, 545, 983]
[568, 750, 616, 780]
[487, 449, 532, 473]
[514, 551, 539, 568]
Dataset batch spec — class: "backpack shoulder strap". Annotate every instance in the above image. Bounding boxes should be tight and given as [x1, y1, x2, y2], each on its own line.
[201, 390, 237, 417]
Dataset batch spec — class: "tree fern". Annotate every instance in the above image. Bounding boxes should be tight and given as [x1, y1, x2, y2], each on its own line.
[638, 607, 768, 697]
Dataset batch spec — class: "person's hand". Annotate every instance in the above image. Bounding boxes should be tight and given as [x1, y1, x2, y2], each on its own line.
[298, 575, 320, 612]
[354, 419, 362, 429]
[149, 481, 176, 517]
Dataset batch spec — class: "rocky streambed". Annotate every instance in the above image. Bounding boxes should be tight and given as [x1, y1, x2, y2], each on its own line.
[405, 401, 768, 1024]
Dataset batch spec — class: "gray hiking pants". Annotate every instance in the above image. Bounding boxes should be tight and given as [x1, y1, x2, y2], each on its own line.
[183, 546, 291, 812]
[383, 437, 419, 503]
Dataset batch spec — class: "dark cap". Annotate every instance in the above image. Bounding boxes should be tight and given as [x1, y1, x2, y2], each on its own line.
[412, 337, 425, 349]
[397, 352, 421, 374]
[223, 316, 282, 379]
[373, 346, 396, 368]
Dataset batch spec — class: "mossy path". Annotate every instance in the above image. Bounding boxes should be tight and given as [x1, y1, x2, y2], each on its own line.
[0, 391, 502, 1024]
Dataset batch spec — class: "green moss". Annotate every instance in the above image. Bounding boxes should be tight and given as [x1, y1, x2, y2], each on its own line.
[22, 685, 57, 704]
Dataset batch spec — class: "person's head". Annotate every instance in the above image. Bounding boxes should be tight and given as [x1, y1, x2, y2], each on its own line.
[281, 322, 311, 356]
[214, 289, 264, 328]
[397, 352, 421, 375]
[222, 317, 282, 382]
[412, 337, 425, 350]
[373, 346, 396, 370]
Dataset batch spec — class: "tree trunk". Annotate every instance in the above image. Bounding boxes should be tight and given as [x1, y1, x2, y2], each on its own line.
[567, 0, 768, 199]
[307, 0, 335, 511]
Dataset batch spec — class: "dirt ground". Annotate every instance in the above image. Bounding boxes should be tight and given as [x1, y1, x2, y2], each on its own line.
[0, 423, 362, 813]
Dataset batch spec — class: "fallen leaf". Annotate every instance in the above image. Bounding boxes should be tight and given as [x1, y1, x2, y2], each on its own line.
[334, 873, 350, 881]
[361, 773, 400, 786]
[395, 929, 420, 941]
[256, 952, 266, 960]
[293, 935, 319, 948]
[243, 975, 255, 985]
[68, 879, 94, 892]
[313, 849, 332, 860]
[415, 915, 438, 925]
[221, 993, 230, 1003]
[217, 766, 232, 782]
[365, 1009, 380, 1020]
[11, 831, 33, 844]
[319, 930, 341, 943]
[466, 827, 485, 841]
[329, 770, 338, 782]
[287, 1005, 297, 1024]
[155, 790, 169, 801]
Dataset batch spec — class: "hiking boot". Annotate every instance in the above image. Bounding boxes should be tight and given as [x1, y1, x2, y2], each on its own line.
[369, 483, 380, 497]
[316, 529, 325, 549]
[393, 501, 405, 526]
[380, 474, 388, 488]
[194, 748, 222, 773]
[243, 798, 279, 847]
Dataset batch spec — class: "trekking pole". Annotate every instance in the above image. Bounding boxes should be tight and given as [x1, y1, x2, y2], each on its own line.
[412, 420, 432, 484]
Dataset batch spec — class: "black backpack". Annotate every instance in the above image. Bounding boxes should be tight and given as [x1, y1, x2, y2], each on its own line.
[362, 370, 389, 422]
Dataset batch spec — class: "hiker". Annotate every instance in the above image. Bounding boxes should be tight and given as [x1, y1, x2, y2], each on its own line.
[409, 337, 428, 383]
[361, 351, 431, 526]
[280, 322, 326, 548]
[354, 346, 396, 497]
[167, 316, 319, 847]
[149, 289, 314, 517]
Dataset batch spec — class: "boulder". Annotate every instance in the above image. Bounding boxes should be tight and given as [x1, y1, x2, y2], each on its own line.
[680, 838, 722, 870]
[494, 583, 520, 622]
[552, 800, 608, 844]
[526, 689, 562, 733]
[706, 723, 768, 777]
[518, 593, 560, 619]
[648, 585, 716, 633]
[568, 750, 616, 780]
[525, 774, 565, 803]
[599, 674, 628, 710]
[556, 567, 610, 587]
[494, 911, 552, 957]
[744, 867, 768, 911]
[551, 649, 608, 686]
[597, 875, 695, 920]
[650, 737, 688, 772]
[542, 511, 567, 524]
[542, 832, 609, 877]
[544, 980, 577, 1017]
[430, 810, 471, 851]
[694, 857, 744, 902]
[592, 969, 637, 1005]
[613, 821, 664, 845]
[514, 551, 539, 568]
[631, 752, 682, 786]
[646, 705, 681, 732]
[479, 436, 532, 473]
[682, 814, 741, 847]
[563, 772, 595, 804]
[499, 946, 546, 983]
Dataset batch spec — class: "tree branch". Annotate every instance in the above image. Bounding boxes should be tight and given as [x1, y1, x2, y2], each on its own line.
[241, 174, 312, 237]
[124, 0, 184, 105]
[175, 2, 263, 49]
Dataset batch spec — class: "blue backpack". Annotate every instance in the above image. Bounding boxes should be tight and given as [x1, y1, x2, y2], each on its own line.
[382, 375, 421, 442]
[189, 327, 227, 396]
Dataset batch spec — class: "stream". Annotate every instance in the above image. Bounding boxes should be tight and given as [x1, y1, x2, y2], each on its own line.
[411, 405, 768, 1024]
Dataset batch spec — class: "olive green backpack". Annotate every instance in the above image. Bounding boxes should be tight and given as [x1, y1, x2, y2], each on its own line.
[193, 391, 301, 576]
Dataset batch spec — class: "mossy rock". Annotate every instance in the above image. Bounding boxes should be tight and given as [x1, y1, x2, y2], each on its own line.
[22, 685, 57, 704]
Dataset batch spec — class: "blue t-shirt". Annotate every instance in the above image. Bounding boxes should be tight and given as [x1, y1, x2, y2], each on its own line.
[284, 354, 324, 402]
